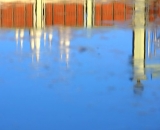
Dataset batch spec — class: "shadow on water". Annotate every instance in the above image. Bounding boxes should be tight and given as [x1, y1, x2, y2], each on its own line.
[0, 0, 160, 129]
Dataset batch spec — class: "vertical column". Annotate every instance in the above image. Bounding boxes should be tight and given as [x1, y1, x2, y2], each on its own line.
[133, 0, 146, 81]
[87, 0, 93, 27]
[35, 30, 41, 62]
[36, 0, 42, 28]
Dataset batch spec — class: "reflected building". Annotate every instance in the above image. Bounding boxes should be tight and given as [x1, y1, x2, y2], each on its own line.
[0, 0, 135, 28]
[1, 0, 160, 72]
[0, 0, 160, 28]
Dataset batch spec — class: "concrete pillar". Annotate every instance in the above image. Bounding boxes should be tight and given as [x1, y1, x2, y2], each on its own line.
[36, 0, 43, 28]
[133, 0, 146, 81]
[87, 0, 93, 27]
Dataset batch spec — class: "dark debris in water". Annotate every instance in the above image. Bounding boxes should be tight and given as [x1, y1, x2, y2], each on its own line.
[78, 46, 87, 53]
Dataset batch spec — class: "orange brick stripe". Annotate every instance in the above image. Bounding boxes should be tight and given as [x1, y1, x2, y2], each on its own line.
[48, 3, 84, 27]
[1, 4, 13, 28]
[114, 2, 125, 21]
[157, 0, 160, 18]
[14, 4, 25, 28]
[95, 4, 102, 26]
[77, 4, 84, 26]
[0, 3, 33, 28]
[26, 4, 33, 28]
[126, 4, 133, 20]
[65, 4, 77, 26]
[148, 0, 160, 24]
[102, 3, 113, 26]
[45, 3, 53, 26]
[53, 4, 65, 26]
[95, 2, 133, 26]
[149, 1, 155, 22]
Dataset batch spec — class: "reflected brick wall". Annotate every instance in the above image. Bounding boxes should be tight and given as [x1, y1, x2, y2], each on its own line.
[149, 0, 160, 24]
[0, 1, 160, 28]
[53, 4, 65, 26]
[45, 3, 84, 27]
[1, 4, 13, 27]
[0, 3, 33, 28]
[95, 2, 133, 26]
[102, 3, 113, 26]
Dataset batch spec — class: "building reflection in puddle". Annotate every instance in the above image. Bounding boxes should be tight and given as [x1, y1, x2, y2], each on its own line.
[2, 0, 159, 87]
[1, 1, 160, 129]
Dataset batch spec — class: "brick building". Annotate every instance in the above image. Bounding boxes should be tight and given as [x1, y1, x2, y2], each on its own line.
[0, 3, 33, 28]
[0, 0, 159, 28]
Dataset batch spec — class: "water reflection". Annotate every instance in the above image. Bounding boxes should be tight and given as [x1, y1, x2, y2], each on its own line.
[0, 0, 160, 129]
[2, 0, 160, 86]
[0, 0, 159, 28]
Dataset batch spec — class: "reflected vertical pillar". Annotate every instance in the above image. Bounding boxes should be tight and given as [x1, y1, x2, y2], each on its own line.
[20, 29, 24, 50]
[36, 0, 43, 28]
[87, 0, 93, 28]
[35, 30, 41, 62]
[133, 0, 146, 90]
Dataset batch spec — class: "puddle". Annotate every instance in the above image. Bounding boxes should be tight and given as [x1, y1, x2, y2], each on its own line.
[0, 0, 160, 130]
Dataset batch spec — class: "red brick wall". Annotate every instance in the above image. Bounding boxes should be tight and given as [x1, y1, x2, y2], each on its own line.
[126, 4, 133, 20]
[156, 0, 160, 19]
[45, 3, 53, 26]
[77, 4, 84, 26]
[1, 4, 13, 27]
[65, 4, 77, 26]
[102, 3, 113, 26]
[26, 4, 33, 28]
[53, 4, 65, 26]
[48, 3, 84, 27]
[95, 4, 101, 26]
[114, 2, 125, 21]
[95, 2, 133, 26]
[0, 3, 33, 28]
[149, 1, 155, 22]
[14, 4, 25, 28]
